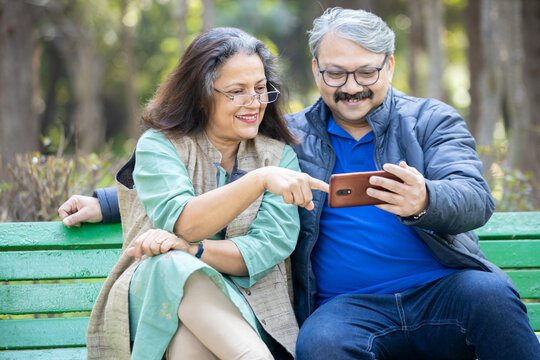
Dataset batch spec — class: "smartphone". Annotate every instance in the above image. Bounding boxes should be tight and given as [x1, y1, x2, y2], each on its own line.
[328, 170, 402, 208]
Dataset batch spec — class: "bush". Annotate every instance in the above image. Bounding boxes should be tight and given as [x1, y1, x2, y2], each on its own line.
[0, 150, 127, 222]
[478, 143, 540, 212]
[489, 165, 539, 211]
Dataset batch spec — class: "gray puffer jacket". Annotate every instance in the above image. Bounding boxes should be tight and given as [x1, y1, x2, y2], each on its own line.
[286, 87, 505, 326]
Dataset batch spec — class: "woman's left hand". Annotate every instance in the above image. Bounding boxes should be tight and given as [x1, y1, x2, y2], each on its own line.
[126, 229, 195, 261]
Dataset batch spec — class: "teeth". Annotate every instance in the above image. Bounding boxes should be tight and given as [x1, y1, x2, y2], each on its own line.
[237, 115, 256, 120]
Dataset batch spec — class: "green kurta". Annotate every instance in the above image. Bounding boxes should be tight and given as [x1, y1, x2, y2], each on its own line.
[128, 130, 300, 359]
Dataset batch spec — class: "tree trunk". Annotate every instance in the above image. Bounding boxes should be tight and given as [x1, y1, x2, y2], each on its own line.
[465, 0, 482, 136]
[421, 0, 445, 101]
[48, 1, 105, 155]
[504, 0, 530, 174]
[175, 0, 188, 55]
[273, 2, 319, 104]
[121, 0, 139, 139]
[69, 38, 105, 154]
[408, 0, 423, 97]
[522, 0, 540, 191]
[0, 0, 40, 179]
[40, 44, 63, 138]
[202, 0, 215, 32]
[476, 0, 505, 175]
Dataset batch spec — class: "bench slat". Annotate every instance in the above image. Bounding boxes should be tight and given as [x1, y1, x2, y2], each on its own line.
[0, 283, 103, 314]
[0, 306, 536, 350]
[528, 302, 540, 331]
[0, 348, 86, 360]
[0, 249, 121, 281]
[475, 212, 540, 240]
[0, 222, 123, 251]
[506, 270, 540, 299]
[479, 240, 540, 268]
[0, 317, 88, 349]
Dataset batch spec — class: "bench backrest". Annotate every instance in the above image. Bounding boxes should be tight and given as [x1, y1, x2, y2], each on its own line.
[475, 212, 540, 334]
[0, 222, 123, 354]
[1, 212, 539, 355]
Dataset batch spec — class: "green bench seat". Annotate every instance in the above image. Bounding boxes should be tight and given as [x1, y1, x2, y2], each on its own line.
[1, 212, 539, 358]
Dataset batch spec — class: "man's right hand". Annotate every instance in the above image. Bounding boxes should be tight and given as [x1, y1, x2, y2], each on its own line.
[58, 195, 103, 227]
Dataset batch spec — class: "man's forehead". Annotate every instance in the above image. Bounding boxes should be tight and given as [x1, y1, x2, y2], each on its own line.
[317, 33, 383, 67]
[317, 54, 385, 70]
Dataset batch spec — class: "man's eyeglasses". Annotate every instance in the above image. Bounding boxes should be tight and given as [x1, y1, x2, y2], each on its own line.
[213, 83, 280, 107]
[316, 54, 389, 87]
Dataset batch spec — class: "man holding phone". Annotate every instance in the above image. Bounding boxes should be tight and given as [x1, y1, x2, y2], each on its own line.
[59, 7, 540, 359]
[287, 7, 539, 360]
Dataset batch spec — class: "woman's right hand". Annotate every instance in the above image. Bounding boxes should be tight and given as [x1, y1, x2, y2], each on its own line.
[126, 228, 196, 261]
[256, 167, 329, 211]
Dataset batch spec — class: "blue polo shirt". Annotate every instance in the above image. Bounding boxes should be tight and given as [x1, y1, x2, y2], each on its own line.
[311, 116, 456, 307]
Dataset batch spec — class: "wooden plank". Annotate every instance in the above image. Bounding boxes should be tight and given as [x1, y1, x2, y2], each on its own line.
[506, 270, 540, 299]
[0, 222, 123, 251]
[0, 249, 121, 281]
[0, 317, 88, 349]
[0, 348, 86, 360]
[479, 240, 540, 268]
[475, 212, 540, 240]
[0, 283, 103, 314]
[528, 302, 540, 332]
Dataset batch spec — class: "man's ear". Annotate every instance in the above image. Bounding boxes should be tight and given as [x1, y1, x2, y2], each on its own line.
[312, 58, 319, 84]
[387, 55, 395, 83]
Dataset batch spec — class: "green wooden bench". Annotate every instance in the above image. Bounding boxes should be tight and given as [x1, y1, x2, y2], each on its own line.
[1, 212, 539, 358]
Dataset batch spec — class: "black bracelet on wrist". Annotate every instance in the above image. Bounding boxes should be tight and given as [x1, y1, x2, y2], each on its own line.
[195, 241, 204, 258]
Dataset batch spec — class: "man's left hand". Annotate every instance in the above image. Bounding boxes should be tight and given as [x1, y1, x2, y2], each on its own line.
[367, 161, 428, 217]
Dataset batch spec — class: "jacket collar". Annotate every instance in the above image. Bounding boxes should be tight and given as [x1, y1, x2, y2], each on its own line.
[366, 86, 393, 137]
[305, 97, 332, 143]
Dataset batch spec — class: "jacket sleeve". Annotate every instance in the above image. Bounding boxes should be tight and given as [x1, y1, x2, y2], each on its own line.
[400, 101, 495, 234]
[93, 187, 121, 223]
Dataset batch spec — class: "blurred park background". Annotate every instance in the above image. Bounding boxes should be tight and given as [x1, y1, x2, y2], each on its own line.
[0, 0, 539, 222]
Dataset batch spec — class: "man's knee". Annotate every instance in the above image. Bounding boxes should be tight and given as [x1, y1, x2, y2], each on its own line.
[455, 270, 525, 317]
[296, 318, 335, 358]
[296, 309, 373, 360]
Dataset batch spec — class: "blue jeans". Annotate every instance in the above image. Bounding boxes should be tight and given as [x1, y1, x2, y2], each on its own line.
[296, 270, 540, 360]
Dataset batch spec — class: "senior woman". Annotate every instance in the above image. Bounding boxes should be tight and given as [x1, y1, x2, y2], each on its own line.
[86, 27, 328, 360]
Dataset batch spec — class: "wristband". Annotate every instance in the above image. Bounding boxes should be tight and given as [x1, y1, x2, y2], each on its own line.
[195, 241, 204, 258]
[413, 209, 427, 220]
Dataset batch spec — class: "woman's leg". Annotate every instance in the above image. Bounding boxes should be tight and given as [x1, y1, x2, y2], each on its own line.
[166, 323, 218, 359]
[175, 270, 273, 360]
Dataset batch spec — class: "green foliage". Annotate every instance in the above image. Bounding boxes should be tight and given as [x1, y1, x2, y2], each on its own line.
[25, 0, 537, 217]
[478, 144, 540, 211]
[0, 149, 127, 222]
[493, 167, 538, 211]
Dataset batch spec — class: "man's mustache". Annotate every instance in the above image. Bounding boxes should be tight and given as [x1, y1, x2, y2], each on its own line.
[334, 89, 374, 103]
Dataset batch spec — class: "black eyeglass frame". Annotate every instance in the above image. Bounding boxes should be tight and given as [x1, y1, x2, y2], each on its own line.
[213, 83, 280, 107]
[316, 54, 389, 87]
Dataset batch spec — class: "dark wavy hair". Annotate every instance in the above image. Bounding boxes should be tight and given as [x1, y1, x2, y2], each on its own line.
[141, 27, 295, 144]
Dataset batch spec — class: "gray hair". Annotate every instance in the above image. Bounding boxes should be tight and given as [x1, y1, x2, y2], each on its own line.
[308, 7, 395, 58]
[200, 27, 281, 98]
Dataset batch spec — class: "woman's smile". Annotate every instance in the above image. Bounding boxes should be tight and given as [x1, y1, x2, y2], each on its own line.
[236, 112, 258, 123]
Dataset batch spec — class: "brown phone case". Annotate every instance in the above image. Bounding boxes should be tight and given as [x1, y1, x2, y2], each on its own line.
[328, 170, 402, 208]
